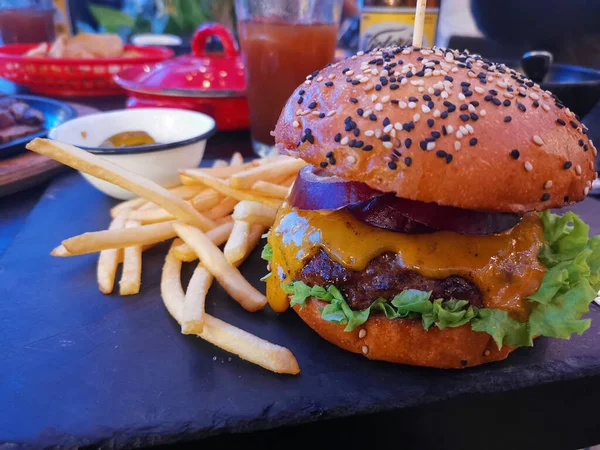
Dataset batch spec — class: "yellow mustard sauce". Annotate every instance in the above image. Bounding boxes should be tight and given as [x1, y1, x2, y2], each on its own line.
[266, 203, 546, 320]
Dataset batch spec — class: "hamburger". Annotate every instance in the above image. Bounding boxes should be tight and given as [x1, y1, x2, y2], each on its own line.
[262, 45, 600, 368]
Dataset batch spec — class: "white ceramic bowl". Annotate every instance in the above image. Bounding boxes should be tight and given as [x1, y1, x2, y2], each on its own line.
[49, 108, 215, 199]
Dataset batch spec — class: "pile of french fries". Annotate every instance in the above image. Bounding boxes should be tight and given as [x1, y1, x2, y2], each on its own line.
[26, 138, 305, 375]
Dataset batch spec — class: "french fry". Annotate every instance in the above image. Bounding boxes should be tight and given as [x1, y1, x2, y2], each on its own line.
[173, 223, 267, 312]
[215, 214, 233, 225]
[251, 180, 289, 199]
[119, 219, 142, 295]
[232, 200, 278, 227]
[230, 152, 244, 166]
[110, 185, 202, 218]
[281, 175, 296, 187]
[191, 188, 223, 212]
[160, 240, 299, 374]
[182, 263, 212, 334]
[224, 220, 251, 264]
[229, 158, 305, 189]
[51, 244, 72, 257]
[128, 206, 176, 224]
[182, 161, 256, 179]
[181, 170, 281, 208]
[60, 220, 177, 255]
[172, 221, 234, 262]
[110, 196, 147, 218]
[180, 173, 200, 185]
[97, 210, 129, 294]
[204, 197, 237, 221]
[27, 138, 215, 231]
[212, 159, 228, 168]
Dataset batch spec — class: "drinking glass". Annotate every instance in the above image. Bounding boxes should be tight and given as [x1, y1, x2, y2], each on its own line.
[235, 0, 342, 156]
[0, 0, 55, 45]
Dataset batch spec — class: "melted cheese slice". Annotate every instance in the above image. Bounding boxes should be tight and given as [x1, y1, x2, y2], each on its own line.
[267, 203, 546, 320]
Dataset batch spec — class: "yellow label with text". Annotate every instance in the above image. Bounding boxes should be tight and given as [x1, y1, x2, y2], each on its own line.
[360, 8, 439, 50]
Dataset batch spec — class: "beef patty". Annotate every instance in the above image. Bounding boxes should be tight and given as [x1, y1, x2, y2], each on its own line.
[298, 250, 483, 310]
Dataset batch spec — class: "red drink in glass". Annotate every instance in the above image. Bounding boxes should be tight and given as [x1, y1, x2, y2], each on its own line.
[0, 8, 55, 44]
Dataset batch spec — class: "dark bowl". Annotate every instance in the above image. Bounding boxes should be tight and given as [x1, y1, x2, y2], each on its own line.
[503, 61, 600, 118]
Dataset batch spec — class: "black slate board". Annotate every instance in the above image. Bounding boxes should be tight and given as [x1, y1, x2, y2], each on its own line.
[1, 172, 600, 449]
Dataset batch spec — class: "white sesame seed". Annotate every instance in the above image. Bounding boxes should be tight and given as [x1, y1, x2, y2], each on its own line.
[326, 110, 336, 117]
[593, 147, 598, 157]
[542, 104, 550, 112]
[474, 86, 485, 94]
[306, 75, 312, 80]
[441, 91, 449, 99]
[408, 102, 416, 109]
[402, 49, 411, 55]
[468, 71, 477, 78]
[426, 142, 436, 151]
[533, 135, 544, 146]
[383, 141, 393, 149]
[375, 103, 383, 111]
[413, 113, 421, 122]
[529, 92, 539, 100]
[363, 109, 372, 116]
[590, 161, 595, 170]
[384, 124, 393, 133]
[452, 67, 459, 73]
[381, 95, 390, 103]
[433, 109, 441, 118]
[565, 108, 573, 117]
[544, 180, 553, 189]
[445, 52, 454, 62]
[468, 104, 476, 113]
[418, 87, 425, 93]
[364, 130, 375, 137]
[398, 101, 407, 109]
[456, 131, 463, 139]
[421, 105, 431, 114]
[358, 329, 367, 339]
[465, 124, 474, 134]
[347, 155, 357, 164]
[304, 80, 311, 85]
[447, 125, 454, 133]
[458, 93, 466, 101]
[480, 109, 487, 117]
[380, 69, 388, 77]
[584, 186, 590, 196]
[346, 70, 354, 76]
[576, 165, 582, 175]
[411, 80, 424, 86]
[362, 345, 369, 355]
[364, 83, 374, 92]
[454, 141, 461, 151]
[370, 94, 377, 102]
[295, 108, 302, 115]
[311, 111, 320, 116]
[351, 55, 357, 60]
[503, 92, 514, 99]
[357, 50, 364, 56]
[497, 81, 507, 89]
[301, 109, 310, 115]
[518, 87, 527, 95]
[374, 129, 382, 138]
[459, 125, 468, 135]
[401, 78, 408, 85]
[427, 87, 435, 94]
[328, 73, 335, 80]
[524, 161, 533, 172]
[371, 68, 378, 75]
[293, 120, 300, 128]
[340, 136, 349, 145]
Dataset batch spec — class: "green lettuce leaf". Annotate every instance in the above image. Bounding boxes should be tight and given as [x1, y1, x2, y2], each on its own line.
[261, 243, 272, 262]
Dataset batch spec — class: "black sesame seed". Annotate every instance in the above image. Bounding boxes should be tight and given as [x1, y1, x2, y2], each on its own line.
[461, 81, 470, 87]
[427, 118, 434, 128]
[408, 96, 418, 102]
[464, 90, 473, 97]
[406, 71, 413, 78]
[518, 91, 527, 98]
[375, 84, 382, 91]
[297, 97, 303, 104]
[470, 101, 480, 107]
[344, 116, 352, 123]
[389, 77, 396, 82]
[569, 120, 578, 129]
[469, 137, 478, 146]
[328, 157, 336, 165]
[319, 112, 325, 118]
[419, 141, 427, 150]
[434, 89, 441, 96]
[492, 98, 502, 106]
[510, 149, 520, 159]
[369, 114, 377, 121]
[387, 161, 397, 170]
[345, 123, 353, 132]
[541, 193, 550, 201]
[346, 77, 351, 83]
[380, 77, 388, 86]
[349, 97, 358, 103]
[383, 117, 391, 126]
[428, 101, 434, 109]
[578, 139, 584, 147]
[308, 101, 317, 109]
[557, 118, 566, 126]
[404, 138, 412, 148]
[584, 144, 589, 151]
[357, 108, 364, 116]
[362, 144, 373, 151]
[355, 140, 364, 148]
[517, 103, 526, 112]
[301, 135, 307, 143]
[349, 139, 356, 147]
[389, 84, 399, 90]
[351, 80, 360, 85]
[441, 125, 447, 135]
[443, 101, 452, 107]
[431, 131, 441, 139]
[423, 94, 432, 101]
[460, 104, 468, 111]
[441, 111, 449, 119]
[563, 161, 572, 169]
[334, 133, 341, 142]
[436, 150, 447, 158]
[446, 154, 453, 164]
[320, 161, 328, 168]
[470, 113, 479, 121]
[564, 195, 570, 202]
[353, 128, 360, 137]
[460, 114, 470, 122]
[306, 134, 314, 144]
[326, 151, 333, 157]
[503, 100, 511, 107]
[484, 95, 493, 102]
[342, 68, 349, 74]
[504, 116, 512, 122]
[526, 81, 534, 87]
[404, 156, 412, 166]
[445, 75, 453, 82]
[325, 81, 333, 87]
[460, 360, 468, 367]
[305, 128, 312, 135]
[533, 101, 540, 108]
[392, 148, 401, 157]
[381, 135, 391, 142]
[298, 89, 305, 95]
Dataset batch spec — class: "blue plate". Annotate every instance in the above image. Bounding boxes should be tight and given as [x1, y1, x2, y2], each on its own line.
[0, 95, 77, 159]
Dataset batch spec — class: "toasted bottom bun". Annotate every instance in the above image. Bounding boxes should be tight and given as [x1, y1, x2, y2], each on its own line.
[293, 298, 516, 369]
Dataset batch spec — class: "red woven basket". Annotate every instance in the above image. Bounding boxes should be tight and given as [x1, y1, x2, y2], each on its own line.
[0, 44, 174, 97]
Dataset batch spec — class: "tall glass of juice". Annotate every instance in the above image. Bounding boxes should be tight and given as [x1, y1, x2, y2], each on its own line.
[235, 0, 342, 156]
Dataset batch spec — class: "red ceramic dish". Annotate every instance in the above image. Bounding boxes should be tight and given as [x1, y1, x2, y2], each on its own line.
[114, 24, 249, 131]
[0, 44, 174, 97]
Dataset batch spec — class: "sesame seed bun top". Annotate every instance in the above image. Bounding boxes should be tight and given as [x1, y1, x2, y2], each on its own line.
[274, 46, 597, 213]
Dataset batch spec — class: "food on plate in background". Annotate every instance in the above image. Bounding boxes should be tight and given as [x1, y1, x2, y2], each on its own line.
[25, 137, 303, 375]
[24, 33, 140, 59]
[101, 131, 157, 148]
[264, 44, 600, 369]
[0, 96, 45, 144]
